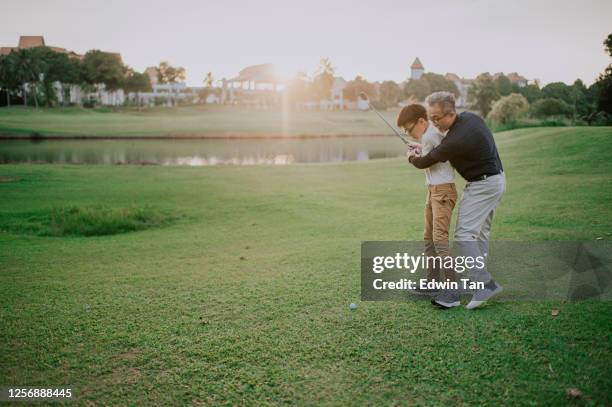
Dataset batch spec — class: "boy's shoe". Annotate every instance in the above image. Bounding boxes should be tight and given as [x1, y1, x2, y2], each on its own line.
[431, 292, 460, 309]
[466, 280, 503, 310]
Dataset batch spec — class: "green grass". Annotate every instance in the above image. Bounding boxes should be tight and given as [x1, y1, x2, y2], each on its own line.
[0, 205, 179, 237]
[0, 127, 611, 405]
[0, 105, 405, 138]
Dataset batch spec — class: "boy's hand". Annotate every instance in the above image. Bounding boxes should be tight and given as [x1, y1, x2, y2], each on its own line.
[407, 141, 423, 150]
[406, 148, 419, 160]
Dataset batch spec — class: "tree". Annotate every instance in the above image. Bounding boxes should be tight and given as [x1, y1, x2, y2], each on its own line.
[570, 79, 596, 120]
[487, 93, 529, 124]
[12, 48, 45, 108]
[203, 72, 214, 88]
[0, 53, 21, 107]
[157, 61, 186, 84]
[124, 71, 152, 107]
[591, 33, 612, 115]
[32, 47, 81, 107]
[530, 98, 573, 118]
[378, 80, 401, 107]
[403, 73, 458, 102]
[593, 66, 612, 115]
[312, 58, 335, 100]
[541, 82, 574, 105]
[518, 84, 542, 104]
[495, 75, 513, 96]
[81, 50, 127, 105]
[156, 61, 186, 106]
[468, 73, 500, 117]
[422, 73, 459, 96]
[403, 78, 431, 101]
[343, 76, 376, 101]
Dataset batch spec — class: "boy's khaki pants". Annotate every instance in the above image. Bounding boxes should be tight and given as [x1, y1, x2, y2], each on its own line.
[423, 183, 457, 282]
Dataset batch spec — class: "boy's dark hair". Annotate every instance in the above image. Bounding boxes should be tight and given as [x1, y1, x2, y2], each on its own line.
[396, 104, 427, 128]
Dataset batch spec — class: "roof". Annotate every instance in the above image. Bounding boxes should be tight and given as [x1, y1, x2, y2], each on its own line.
[18, 36, 45, 48]
[0, 36, 83, 59]
[230, 64, 279, 82]
[507, 72, 527, 82]
[410, 57, 424, 69]
[445, 73, 461, 82]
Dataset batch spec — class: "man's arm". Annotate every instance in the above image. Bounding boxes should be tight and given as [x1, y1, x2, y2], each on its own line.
[408, 153, 438, 169]
[408, 132, 458, 169]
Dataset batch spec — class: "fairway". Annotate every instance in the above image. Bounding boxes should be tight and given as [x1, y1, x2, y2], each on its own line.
[0, 106, 404, 138]
[1, 127, 611, 405]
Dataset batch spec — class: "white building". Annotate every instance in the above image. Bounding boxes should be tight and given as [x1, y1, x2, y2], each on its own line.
[128, 67, 190, 106]
[330, 77, 347, 109]
[445, 73, 473, 108]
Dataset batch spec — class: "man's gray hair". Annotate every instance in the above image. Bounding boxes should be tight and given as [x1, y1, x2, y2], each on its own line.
[426, 91, 456, 114]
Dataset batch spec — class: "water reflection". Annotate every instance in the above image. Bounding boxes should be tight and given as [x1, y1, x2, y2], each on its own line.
[0, 137, 407, 166]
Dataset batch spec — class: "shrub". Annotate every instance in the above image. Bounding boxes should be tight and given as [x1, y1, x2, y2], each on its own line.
[487, 93, 529, 124]
[591, 111, 612, 126]
[0, 205, 178, 237]
[530, 98, 573, 118]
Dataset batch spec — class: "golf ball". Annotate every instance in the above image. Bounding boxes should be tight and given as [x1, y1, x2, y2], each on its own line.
[349, 303, 358, 310]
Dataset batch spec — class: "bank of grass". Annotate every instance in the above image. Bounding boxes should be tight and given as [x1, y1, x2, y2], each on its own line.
[0, 105, 405, 138]
[0, 105, 577, 139]
[0, 127, 611, 405]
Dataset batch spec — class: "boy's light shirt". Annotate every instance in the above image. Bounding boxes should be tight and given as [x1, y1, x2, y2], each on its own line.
[420, 121, 455, 185]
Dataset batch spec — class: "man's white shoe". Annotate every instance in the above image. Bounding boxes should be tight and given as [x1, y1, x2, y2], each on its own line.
[466, 280, 503, 310]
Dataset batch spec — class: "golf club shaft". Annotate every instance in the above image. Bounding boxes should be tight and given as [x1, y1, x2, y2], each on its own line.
[365, 100, 420, 149]
[368, 104, 408, 144]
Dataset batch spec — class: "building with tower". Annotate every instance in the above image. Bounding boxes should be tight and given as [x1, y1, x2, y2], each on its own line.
[410, 57, 424, 80]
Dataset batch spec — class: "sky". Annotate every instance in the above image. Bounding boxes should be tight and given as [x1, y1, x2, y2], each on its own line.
[1, 0, 611, 86]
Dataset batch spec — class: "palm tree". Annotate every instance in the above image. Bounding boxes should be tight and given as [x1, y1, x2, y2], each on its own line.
[13, 49, 42, 109]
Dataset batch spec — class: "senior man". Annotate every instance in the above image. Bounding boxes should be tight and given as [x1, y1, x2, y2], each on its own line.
[407, 91, 506, 310]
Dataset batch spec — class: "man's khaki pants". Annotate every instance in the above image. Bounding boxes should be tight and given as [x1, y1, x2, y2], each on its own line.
[423, 183, 457, 282]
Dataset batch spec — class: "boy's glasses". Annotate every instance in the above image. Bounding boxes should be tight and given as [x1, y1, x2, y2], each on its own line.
[403, 122, 417, 135]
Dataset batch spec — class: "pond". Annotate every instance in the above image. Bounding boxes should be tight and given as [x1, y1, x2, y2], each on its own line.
[0, 137, 408, 165]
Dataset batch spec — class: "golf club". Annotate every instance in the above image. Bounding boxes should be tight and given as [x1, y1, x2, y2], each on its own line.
[359, 92, 420, 150]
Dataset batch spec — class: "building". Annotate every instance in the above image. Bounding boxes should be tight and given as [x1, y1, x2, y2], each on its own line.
[506, 72, 528, 87]
[0, 35, 82, 59]
[330, 77, 347, 109]
[410, 57, 424, 80]
[444, 73, 473, 108]
[0, 35, 83, 59]
[0, 35, 129, 106]
[221, 64, 284, 107]
[130, 66, 190, 106]
[406, 57, 532, 108]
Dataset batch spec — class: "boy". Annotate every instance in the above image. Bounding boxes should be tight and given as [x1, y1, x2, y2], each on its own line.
[396, 104, 458, 295]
